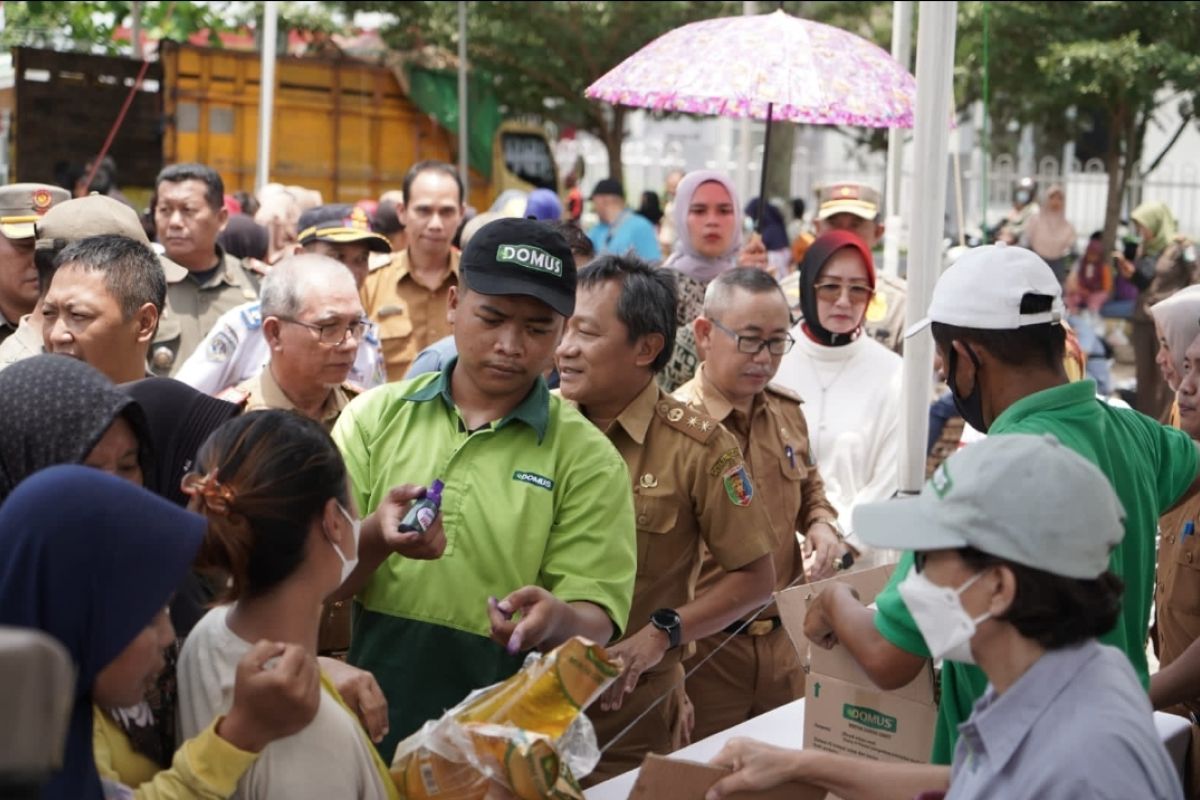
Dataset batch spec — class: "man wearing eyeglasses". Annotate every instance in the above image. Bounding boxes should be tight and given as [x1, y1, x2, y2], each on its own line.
[557, 254, 775, 782]
[674, 267, 846, 742]
[175, 203, 390, 394]
[222, 253, 368, 431]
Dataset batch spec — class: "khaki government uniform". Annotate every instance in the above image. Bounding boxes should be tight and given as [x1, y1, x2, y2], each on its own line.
[221, 364, 361, 656]
[674, 366, 838, 741]
[0, 314, 42, 370]
[227, 365, 360, 434]
[360, 249, 459, 381]
[1155, 492, 1200, 795]
[586, 378, 774, 784]
[155, 245, 262, 376]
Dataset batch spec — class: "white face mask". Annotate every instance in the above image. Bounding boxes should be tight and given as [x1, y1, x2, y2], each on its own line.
[331, 503, 361, 586]
[898, 568, 992, 664]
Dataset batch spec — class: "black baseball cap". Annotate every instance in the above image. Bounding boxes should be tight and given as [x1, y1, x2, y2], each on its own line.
[297, 203, 391, 253]
[590, 178, 624, 200]
[460, 218, 576, 317]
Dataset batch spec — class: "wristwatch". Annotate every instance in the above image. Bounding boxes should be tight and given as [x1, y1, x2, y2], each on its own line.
[650, 608, 682, 649]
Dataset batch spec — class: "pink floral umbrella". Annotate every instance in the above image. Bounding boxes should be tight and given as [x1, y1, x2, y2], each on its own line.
[585, 9, 916, 227]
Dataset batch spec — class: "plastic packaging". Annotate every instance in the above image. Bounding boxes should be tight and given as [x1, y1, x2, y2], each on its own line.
[389, 637, 621, 799]
[398, 480, 444, 533]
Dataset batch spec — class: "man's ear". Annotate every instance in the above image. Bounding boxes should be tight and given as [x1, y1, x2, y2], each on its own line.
[694, 316, 714, 359]
[447, 284, 460, 326]
[635, 332, 666, 369]
[133, 303, 159, 344]
[262, 316, 285, 350]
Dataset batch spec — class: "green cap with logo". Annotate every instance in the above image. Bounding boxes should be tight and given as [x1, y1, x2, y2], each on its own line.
[852, 433, 1125, 580]
[459, 217, 576, 316]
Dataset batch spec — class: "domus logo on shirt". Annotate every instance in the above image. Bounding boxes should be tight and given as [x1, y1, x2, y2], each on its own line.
[497, 244, 563, 277]
[513, 471, 555, 491]
[842, 704, 898, 733]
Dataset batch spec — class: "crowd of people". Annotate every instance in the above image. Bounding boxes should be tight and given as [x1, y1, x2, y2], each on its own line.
[0, 155, 1197, 800]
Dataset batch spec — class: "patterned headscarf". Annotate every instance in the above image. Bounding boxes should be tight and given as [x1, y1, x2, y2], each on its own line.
[0, 354, 149, 501]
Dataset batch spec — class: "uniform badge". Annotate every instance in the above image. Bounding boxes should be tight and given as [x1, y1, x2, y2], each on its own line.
[866, 291, 888, 323]
[151, 345, 176, 371]
[722, 464, 753, 507]
[32, 188, 53, 213]
[207, 326, 238, 363]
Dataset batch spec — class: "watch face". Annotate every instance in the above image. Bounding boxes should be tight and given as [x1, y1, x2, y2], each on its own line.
[652, 609, 679, 628]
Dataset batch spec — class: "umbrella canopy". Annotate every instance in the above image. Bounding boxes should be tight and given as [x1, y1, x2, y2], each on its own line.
[585, 9, 915, 129]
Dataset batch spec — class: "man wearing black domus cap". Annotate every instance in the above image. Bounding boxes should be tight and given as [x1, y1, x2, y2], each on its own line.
[330, 217, 637, 756]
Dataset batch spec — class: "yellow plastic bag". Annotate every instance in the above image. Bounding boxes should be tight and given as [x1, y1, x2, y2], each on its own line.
[390, 637, 620, 800]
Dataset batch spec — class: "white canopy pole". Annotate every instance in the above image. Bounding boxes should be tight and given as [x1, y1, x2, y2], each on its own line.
[457, 1, 469, 194]
[255, 3, 278, 194]
[898, 1, 957, 493]
[882, 0, 913, 278]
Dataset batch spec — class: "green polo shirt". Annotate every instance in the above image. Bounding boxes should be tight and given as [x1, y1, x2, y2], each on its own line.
[874, 380, 1198, 764]
[332, 358, 636, 759]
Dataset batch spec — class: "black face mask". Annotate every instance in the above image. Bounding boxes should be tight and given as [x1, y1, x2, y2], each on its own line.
[948, 345, 988, 433]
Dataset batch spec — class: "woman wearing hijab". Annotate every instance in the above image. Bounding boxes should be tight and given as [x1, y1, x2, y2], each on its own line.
[0, 466, 319, 800]
[774, 231, 902, 562]
[1023, 185, 1077, 283]
[658, 170, 744, 391]
[177, 411, 397, 800]
[1117, 201, 1199, 418]
[1148, 285, 1200, 427]
[744, 197, 791, 279]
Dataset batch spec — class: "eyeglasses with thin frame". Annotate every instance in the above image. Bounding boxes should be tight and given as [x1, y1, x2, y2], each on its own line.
[279, 317, 374, 346]
[710, 318, 795, 355]
[814, 282, 874, 304]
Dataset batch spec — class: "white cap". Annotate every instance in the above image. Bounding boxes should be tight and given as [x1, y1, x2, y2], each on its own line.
[853, 434, 1124, 579]
[905, 243, 1065, 338]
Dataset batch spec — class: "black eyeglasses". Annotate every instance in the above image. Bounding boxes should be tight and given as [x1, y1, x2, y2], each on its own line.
[280, 317, 374, 346]
[914, 551, 928, 573]
[710, 319, 795, 355]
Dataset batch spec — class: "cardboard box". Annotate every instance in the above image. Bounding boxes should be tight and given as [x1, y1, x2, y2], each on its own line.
[628, 753, 825, 800]
[775, 566, 937, 765]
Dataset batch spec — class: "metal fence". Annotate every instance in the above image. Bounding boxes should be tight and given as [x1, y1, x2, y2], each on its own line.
[561, 133, 1200, 247]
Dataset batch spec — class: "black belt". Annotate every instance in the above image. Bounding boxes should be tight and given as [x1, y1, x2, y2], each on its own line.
[723, 616, 782, 636]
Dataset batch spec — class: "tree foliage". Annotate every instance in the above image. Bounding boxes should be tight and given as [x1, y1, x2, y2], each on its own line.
[335, 1, 736, 177]
[1, 1, 238, 52]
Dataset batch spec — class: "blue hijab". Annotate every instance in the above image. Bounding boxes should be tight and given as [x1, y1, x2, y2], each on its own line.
[0, 465, 206, 800]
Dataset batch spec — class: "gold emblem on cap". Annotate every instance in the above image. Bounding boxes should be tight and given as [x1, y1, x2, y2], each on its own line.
[667, 408, 684, 422]
[32, 189, 52, 212]
[640, 473, 658, 489]
[837, 185, 856, 198]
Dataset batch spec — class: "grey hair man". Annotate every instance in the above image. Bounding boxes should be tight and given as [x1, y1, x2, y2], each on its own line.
[223, 253, 368, 430]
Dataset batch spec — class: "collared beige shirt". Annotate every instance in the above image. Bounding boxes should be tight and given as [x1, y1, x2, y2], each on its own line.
[161, 245, 261, 375]
[360, 248, 459, 381]
[0, 313, 43, 370]
[600, 377, 774, 668]
[232, 364, 358, 432]
[675, 365, 838, 602]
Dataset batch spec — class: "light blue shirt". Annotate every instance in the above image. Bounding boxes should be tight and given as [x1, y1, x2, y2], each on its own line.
[947, 640, 1182, 800]
[588, 211, 662, 262]
[406, 335, 459, 379]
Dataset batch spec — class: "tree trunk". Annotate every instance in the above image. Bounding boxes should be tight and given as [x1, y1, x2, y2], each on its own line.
[765, 120, 796, 208]
[1100, 107, 1127, 258]
[601, 105, 626, 181]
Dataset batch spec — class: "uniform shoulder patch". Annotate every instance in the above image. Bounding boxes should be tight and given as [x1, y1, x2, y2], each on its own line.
[722, 463, 754, 507]
[206, 325, 240, 363]
[239, 303, 263, 330]
[764, 382, 804, 404]
[656, 396, 719, 443]
[215, 386, 250, 407]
